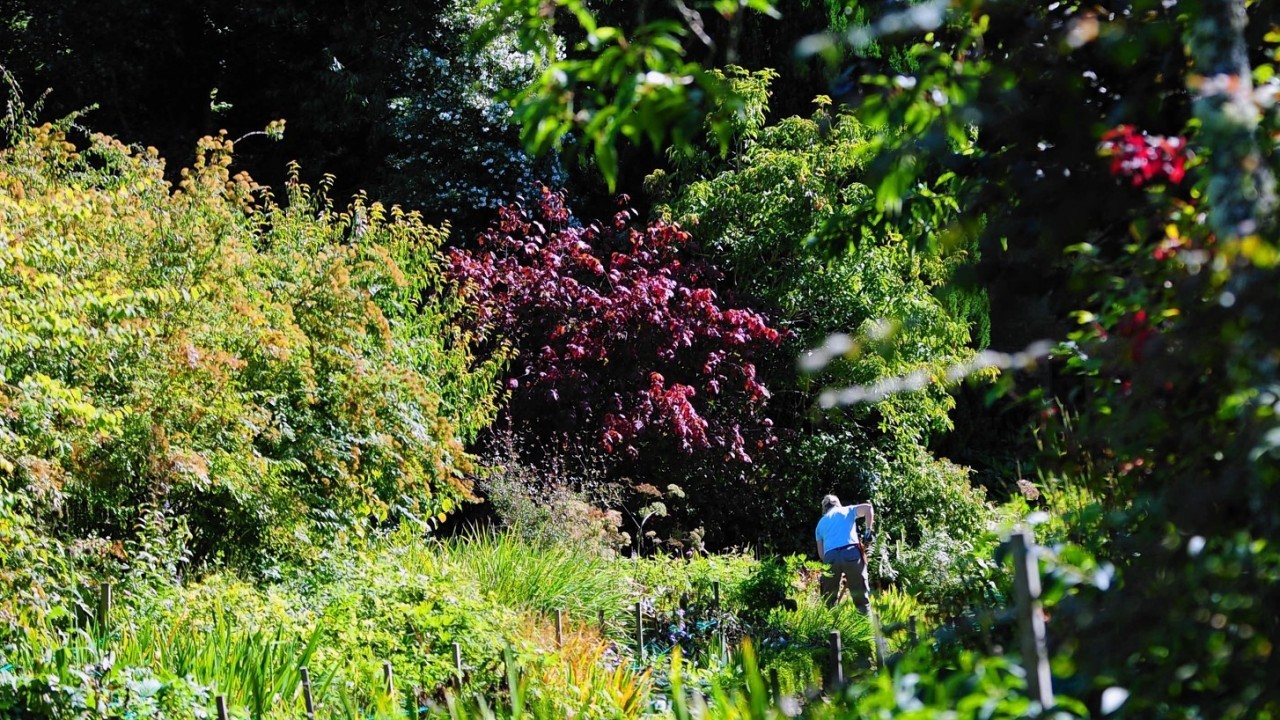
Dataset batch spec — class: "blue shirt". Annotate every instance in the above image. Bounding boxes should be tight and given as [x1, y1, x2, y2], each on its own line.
[815, 506, 860, 553]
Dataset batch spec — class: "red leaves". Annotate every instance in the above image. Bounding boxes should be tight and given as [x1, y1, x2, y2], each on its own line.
[1114, 309, 1155, 364]
[1099, 125, 1189, 187]
[448, 186, 781, 463]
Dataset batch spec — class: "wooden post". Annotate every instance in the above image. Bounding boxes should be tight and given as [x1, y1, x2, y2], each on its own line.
[555, 609, 564, 647]
[1011, 530, 1054, 708]
[769, 667, 781, 701]
[634, 601, 645, 660]
[215, 695, 228, 720]
[453, 642, 464, 688]
[599, 608, 606, 632]
[300, 667, 316, 720]
[382, 660, 395, 698]
[825, 631, 844, 693]
[98, 583, 112, 632]
[868, 604, 889, 670]
[908, 617, 918, 643]
[712, 581, 725, 659]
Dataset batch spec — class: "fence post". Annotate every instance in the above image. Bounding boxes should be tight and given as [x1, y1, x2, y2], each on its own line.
[868, 604, 889, 670]
[555, 609, 564, 647]
[453, 642, 464, 688]
[712, 580, 726, 659]
[382, 660, 395, 698]
[98, 582, 112, 632]
[825, 631, 844, 693]
[769, 667, 781, 701]
[634, 601, 645, 660]
[300, 667, 316, 720]
[1011, 529, 1054, 708]
[215, 695, 228, 720]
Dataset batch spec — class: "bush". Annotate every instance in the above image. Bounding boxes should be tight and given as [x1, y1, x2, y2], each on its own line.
[476, 435, 628, 555]
[0, 119, 501, 567]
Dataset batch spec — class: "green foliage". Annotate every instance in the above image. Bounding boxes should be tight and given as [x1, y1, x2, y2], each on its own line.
[436, 529, 633, 619]
[799, 5, 1280, 714]
[475, 0, 778, 190]
[731, 556, 795, 625]
[657, 68, 982, 444]
[0, 120, 502, 565]
[303, 537, 519, 704]
[0, 490, 78, 651]
[650, 68, 994, 565]
[626, 546, 757, 596]
[114, 603, 326, 718]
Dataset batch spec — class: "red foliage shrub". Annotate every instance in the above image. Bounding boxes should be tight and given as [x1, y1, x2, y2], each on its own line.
[448, 187, 782, 463]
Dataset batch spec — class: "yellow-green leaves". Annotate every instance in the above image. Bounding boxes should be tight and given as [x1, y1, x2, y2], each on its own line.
[0, 121, 500, 565]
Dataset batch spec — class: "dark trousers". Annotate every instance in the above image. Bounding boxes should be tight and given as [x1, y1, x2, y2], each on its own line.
[821, 544, 869, 613]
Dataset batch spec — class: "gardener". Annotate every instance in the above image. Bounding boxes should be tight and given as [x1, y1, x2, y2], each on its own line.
[815, 494, 874, 613]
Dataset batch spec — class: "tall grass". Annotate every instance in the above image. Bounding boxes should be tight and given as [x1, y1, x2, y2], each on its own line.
[113, 605, 330, 717]
[439, 529, 633, 618]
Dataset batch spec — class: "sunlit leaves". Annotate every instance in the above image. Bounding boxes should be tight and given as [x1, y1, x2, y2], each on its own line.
[475, 0, 777, 189]
[0, 121, 499, 563]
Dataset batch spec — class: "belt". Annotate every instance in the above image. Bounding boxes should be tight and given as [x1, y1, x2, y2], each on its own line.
[825, 543, 862, 559]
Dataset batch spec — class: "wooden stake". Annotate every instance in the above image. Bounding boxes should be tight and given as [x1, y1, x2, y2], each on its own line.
[98, 583, 112, 632]
[869, 603, 889, 670]
[712, 581, 725, 659]
[382, 660, 395, 698]
[215, 695, 228, 720]
[634, 601, 645, 660]
[453, 642, 464, 687]
[825, 631, 844, 693]
[555, 609, 564, 647]
[300, 667, 316, 720]
[1011, 530, 1054, 708]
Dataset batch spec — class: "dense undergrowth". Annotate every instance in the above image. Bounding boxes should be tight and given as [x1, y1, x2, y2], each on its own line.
[8, 0, 1280, 708]
[0, 96, 1100, 718]
[0, 510, 943, 719]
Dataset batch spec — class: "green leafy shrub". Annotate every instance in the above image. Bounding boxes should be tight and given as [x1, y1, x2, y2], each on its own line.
[730, 556, 795, 626]
[648, 69, 995, 572]
[0, 119, 501, 567]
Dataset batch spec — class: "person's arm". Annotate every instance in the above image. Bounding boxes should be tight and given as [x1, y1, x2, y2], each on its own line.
[816, 538, 825, 559]
[855, 503, 875, 532]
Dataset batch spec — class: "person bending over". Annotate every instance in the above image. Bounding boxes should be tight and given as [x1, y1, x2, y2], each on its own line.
[815, 494, 874, 613]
